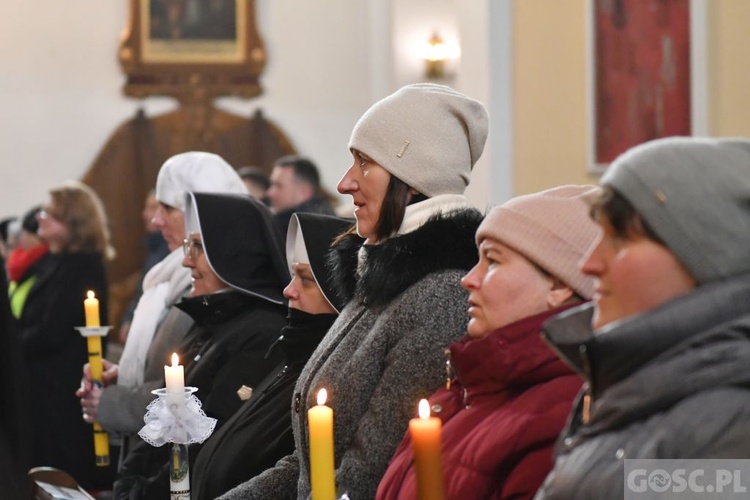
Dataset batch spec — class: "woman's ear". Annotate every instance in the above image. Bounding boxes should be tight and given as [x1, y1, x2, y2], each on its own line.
[546, 277, 574, 309]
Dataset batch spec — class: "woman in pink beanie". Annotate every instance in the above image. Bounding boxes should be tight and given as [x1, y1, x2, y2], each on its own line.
[377, 185, 601, 500]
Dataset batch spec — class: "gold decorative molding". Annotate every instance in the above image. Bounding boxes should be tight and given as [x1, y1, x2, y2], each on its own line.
[118, 0, 266, 103]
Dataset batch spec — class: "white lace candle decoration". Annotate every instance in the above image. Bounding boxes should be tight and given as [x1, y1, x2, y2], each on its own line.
[139, 360, 217, 500]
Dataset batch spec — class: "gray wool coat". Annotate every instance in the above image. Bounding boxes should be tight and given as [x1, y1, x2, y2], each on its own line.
[220, 207, 483, 500]
[535, 273, 750, 500]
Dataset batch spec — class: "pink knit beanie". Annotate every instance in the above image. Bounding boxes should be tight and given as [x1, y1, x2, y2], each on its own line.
[476, 185, 602, 299]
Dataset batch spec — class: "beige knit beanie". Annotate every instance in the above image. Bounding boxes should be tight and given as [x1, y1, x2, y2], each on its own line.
[348, 83, 489, 197]
[476, 185, 602, 299]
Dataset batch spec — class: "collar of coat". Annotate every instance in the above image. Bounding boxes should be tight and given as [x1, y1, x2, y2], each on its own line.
[176, 290, 268, 327]
[543, 272, 750, 433]
[327, 206, 483, 309]
[449, 303, 580, 401]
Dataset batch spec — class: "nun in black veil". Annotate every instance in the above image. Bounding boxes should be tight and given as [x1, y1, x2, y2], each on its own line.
[115, 192, 291, 499]
[190, 212, 353, 499]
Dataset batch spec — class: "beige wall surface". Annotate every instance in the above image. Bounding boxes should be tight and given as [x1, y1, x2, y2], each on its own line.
[510, 0, 750, 197]
[708, 0, 750, 137]
[512, 0, 596, 196]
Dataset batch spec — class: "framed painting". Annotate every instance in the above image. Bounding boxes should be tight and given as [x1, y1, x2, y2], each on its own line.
[587, 0, 706, 173]
[119, 0, 266, 101]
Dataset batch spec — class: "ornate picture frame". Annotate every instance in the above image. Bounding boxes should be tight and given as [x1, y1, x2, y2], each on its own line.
[119, 0, 266, 102]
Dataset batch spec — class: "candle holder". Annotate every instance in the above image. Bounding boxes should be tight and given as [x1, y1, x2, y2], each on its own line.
[75, 325, 112, 467]
[139, 387, 217, 500]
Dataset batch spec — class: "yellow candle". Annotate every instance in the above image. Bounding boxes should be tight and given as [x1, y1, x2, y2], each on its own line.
[308, 388, 335, 500]
[409, 399, 445, 500]
[165, 353, 185, 405]
[82, 291, 109, 465]
[84, 290, 100, 327]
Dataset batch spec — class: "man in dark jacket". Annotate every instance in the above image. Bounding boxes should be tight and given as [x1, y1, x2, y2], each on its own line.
[266, 156, 335, 235]
[536, 137, 750, 499]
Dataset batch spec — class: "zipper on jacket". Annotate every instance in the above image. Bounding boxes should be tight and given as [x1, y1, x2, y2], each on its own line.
[444, 348, 453, 391]
[578, 344, 593, 424]
[444, 348, 470, 408]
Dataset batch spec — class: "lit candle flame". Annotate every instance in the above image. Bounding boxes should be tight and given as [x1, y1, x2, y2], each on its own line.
[87, 290, 95, 299]
[418, 399, 430, 419]
[317, 388, 327, 406]
[171, 352, 179, 367]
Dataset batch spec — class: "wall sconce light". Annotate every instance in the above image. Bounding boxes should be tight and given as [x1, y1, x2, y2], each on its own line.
[421, 32, 459, 80]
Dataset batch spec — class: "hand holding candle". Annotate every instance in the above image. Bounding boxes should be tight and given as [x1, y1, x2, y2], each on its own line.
[409, 399, 445, 500]
[82, 291, 110, 466]
[165, 352, 185, 406]
[308, 388, 335, 500]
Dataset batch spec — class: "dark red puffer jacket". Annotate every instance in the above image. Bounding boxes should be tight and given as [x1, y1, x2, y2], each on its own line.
[377, 305, 583, 500]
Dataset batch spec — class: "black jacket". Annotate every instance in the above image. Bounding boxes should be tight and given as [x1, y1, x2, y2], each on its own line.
[274, 195, 336, 236]
[0, 262, 31, 499]
[18, 252, 111, 490]
[114, 193, 290, 500]
[191, 310, 335, 499]
[114, 292, 287, 499]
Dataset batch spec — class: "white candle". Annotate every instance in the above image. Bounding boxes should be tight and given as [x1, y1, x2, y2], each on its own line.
[165, 352, 185, 405]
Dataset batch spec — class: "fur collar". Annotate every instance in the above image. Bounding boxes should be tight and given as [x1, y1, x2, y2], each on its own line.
[327, 207, 483, 309]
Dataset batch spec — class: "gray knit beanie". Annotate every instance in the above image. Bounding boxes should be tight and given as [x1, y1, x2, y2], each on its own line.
[601, 136, 750, 284]
[348, 83, 489, 197]
[476, 185, 601, 299]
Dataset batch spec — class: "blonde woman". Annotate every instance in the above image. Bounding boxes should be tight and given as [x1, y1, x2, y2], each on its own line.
[19, 180, 114, 490]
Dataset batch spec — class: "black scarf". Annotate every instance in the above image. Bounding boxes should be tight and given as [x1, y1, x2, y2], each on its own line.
[270, 308, 336, 367]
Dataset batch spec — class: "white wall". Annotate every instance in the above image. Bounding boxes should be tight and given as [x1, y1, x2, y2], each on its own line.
[1, 2, 137, 217]
[0, 0, 495, 218]
[0, 0, 368, 216]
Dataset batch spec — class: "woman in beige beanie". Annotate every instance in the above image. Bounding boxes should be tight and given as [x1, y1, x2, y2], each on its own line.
[220, 83, 487, 499]
[377, 185, 601, 500]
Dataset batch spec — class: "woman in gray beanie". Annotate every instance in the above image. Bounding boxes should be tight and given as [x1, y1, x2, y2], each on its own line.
[536, 137, 750, 499]
[220, 83, 487, 499]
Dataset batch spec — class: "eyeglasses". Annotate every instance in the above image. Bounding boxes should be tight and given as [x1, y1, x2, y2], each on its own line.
[182, 238, 204, 259]
[37, 208, 59, 221]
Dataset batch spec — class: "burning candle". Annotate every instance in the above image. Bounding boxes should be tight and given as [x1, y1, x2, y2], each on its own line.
[84, 290, 100, 327]
[409, 399, 445, 500]
[165, 353, 185, 405]
[82, 290, 109, 465]
[308, 388, 335, 500]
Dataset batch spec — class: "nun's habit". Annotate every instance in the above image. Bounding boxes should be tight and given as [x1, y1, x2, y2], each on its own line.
[190, 212, 353, 500]
[115, 192, 290, 500]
